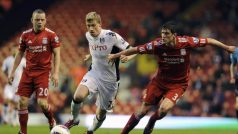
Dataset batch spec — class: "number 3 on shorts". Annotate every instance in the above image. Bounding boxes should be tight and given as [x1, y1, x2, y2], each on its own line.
[172, 93, 178, 101]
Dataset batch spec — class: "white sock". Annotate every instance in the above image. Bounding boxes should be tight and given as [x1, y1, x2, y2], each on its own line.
[88, 116, 106, 131]
[71, 100, 82, 121]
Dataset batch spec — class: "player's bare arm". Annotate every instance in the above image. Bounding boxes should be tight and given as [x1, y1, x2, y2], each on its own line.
[52, 47, 60, 87]
[8, 50, 24, 85]
[230, 62, 236, 84]
[207, 38, 236, 53]
[108, 47, 138, 61]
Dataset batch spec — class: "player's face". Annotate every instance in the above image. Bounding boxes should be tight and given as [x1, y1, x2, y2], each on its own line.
[31, 13, 46, 32]
[161, 29, 176, 45]
[86, 20, 101, 37]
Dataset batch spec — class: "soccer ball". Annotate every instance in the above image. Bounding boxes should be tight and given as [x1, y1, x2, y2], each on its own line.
[50, 125, 70, 134]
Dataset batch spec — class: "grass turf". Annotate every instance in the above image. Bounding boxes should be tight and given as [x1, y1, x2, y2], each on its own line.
[1, 125, 236, 134]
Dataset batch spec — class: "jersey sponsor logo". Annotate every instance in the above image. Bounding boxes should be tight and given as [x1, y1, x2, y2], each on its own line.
[178, 37, 188, 43]
[192, 37, 199, 44]
[163, 57, 185, 64]
[42, 37, 48, 44]
[28, 45, 47, 53]
[180, 49, 186, 55]
[91, 44, 107, 51]
[146, 43, 153, 50]
[200, 38, 206, 44]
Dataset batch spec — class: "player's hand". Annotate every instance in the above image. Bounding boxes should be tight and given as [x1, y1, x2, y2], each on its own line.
[227, 46, 236, 53]
[84, 54, 91, 61]
[120, 55, 128, 63]
[8, 73, 14, 85]
[51, 73, 59, 87]
[230, 77, 235, 84]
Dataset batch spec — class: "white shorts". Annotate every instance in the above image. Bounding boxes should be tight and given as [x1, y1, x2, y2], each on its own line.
[3, 84, 19, 102]
[79, 71, 119, 111]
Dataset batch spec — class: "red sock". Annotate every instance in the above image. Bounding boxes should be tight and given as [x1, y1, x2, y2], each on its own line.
[42, 105, 54, 122]
[18, 109, 28, 134]
[145, 112, 159, 131]
[121, 114, 140, 134]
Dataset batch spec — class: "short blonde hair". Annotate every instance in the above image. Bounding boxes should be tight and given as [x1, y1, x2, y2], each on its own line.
[86, 12, 101, 24]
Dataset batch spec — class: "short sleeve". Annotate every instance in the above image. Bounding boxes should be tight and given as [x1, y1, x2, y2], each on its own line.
[19, 33, 26, 52]
[137, 40, 160, 54]
[51, 33, 60, 48]
[185, 36, 208, 47]
[114, 33, 129, 50]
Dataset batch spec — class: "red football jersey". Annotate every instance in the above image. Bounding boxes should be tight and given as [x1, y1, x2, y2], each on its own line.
[137, 36, 207, 84]
[19, 28, 60, 71]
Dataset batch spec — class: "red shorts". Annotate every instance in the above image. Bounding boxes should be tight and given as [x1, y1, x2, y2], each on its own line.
[143, 78, 187, 104]
[16, 70, 50, 98]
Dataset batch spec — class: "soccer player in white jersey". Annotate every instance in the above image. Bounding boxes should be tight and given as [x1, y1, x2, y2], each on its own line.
[1, 46, 26, 126]
[64, 12, 136, 134]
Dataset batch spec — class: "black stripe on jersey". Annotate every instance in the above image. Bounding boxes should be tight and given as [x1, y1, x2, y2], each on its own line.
[126, 45, 131, 49]
[111, 46, 120, 81]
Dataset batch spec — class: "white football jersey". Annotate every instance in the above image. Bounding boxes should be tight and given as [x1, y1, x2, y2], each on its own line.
[86, 29, 129, 82]
[2, 55, 26, 87]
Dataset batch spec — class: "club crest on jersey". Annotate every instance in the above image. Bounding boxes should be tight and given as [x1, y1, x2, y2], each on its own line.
[42, 37, 48, 44]
[146, 43, 153, 50]
[180, 49, 186, 55]
[100, 38, 105, 43]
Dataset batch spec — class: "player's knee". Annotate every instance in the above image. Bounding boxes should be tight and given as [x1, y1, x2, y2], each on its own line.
[159, 106, 170, 115]
[73, 94, 84, 102]
[37, 99, 48, 110]
[19, 97, 28, 109]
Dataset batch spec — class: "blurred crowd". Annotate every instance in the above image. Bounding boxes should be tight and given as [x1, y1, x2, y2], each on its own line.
[1, 0, 238, 124]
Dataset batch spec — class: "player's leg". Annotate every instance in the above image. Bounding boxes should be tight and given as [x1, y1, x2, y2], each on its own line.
[18, 96, 30, 134]
[121, 102, 153, 134]
[144, 84, 186, 134]
[35, 71, 56, 130]
[65, 73, 97, 129]
[16, 71, 33, 134]
[87, 80, 119, 134]
[143, 98, 174, 134]
[2, 85, 12, 124]
[70, 84, 89, 120]
[87, 108, 107, 133]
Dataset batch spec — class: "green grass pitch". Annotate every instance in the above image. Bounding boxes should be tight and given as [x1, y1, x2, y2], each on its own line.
[1, 125, 236, 134]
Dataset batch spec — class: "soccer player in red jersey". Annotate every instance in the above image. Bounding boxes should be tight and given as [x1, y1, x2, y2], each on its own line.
[8, 9, 61, 134]
[108, 21, 235, 134]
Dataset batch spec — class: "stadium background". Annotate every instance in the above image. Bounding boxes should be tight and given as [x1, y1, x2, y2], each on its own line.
[0, 0, 237, 133]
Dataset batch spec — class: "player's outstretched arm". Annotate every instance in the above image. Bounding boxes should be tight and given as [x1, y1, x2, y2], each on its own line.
[108, 47, 138, 61]
[8, 50, 24, 85]
[207, 38, 236, 53]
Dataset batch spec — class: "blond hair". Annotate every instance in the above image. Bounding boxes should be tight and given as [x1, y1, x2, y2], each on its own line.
[86, 12, 101, 24]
